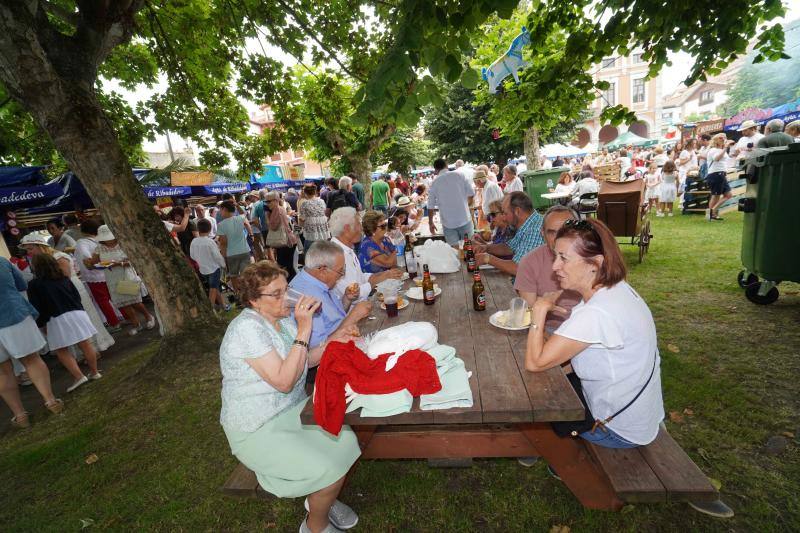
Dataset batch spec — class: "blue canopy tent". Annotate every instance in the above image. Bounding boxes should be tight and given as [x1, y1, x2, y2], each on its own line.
[0, 166, 48, 187]
[143, 185, 193, 199]
[0, 166, 68, 211]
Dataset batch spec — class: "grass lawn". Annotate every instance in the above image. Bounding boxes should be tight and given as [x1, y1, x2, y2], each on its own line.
[1, 211, 798, 532]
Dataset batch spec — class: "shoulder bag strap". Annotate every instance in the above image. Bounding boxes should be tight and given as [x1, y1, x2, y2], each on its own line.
[591, 350, 658, 434]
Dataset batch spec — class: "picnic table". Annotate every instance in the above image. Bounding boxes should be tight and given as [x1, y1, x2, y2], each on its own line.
[540, 191, 571, 206]
[224, 265, 720, 511]
[300, 267, 624, 509]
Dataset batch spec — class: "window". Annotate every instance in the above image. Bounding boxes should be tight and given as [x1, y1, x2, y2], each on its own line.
[632, 53, 645, 64]
[270, 153, 281, 162]
[632, 78, 646, 104]
[601, 82, 616, 106]
[699, 90, 714, 105]
[295, 149, 305, 158]
[662, 112, 673, 121]
[601, 57, 616, 68]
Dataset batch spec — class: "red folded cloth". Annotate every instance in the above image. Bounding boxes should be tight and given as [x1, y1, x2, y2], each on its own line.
[313, 341, 441, 435]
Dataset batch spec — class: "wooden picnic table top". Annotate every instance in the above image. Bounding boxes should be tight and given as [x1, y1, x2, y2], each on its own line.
[300, 265, 585, 427]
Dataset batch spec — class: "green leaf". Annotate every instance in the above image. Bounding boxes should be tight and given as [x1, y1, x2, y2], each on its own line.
[460, 68, 480, 89]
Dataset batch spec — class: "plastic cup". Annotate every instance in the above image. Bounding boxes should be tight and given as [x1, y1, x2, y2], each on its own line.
[384, 295, 399, 318]
[284, 287, 321, 314]
[510, 297, 526, 327]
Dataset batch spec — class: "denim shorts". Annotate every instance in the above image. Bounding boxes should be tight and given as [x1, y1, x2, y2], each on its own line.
[705, 171, 730, 196]
[201, 268, 222, 290]
[442, 221, 474, 245]
[580, 426, 639, 449]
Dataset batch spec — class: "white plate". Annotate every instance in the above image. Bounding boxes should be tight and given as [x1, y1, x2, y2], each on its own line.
[489, 310, 530, 331]
[380, 299, 410, 311]
[412, 275, 436, 285]
[405, 286, 442, 300]
[478, 264, 495, 270]
[400, 272, 410, 280]
[93, 263, 112, 269]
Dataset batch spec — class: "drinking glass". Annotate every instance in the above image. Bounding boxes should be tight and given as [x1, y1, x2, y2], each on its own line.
[510, 297, 526, 327]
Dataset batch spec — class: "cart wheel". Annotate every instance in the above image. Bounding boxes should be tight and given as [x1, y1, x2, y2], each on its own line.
[737, 270, 758, 289]
[638, 242, 645, 263]
[745, 282, 779, 305]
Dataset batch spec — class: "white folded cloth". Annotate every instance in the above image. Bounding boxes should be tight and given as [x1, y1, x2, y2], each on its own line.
[420, 356, 473, 411]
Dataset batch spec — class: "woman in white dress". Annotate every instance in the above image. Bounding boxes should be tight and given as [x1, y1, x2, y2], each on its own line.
[27, 254, 102, 393]
[20, 233, 115, 353]
[91, 225, 156, 336]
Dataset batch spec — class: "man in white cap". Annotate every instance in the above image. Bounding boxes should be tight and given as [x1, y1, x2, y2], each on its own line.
[730, 120, 764, 162]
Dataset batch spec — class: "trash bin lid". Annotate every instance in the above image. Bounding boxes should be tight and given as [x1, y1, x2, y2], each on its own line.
[743, 142, 800, 168]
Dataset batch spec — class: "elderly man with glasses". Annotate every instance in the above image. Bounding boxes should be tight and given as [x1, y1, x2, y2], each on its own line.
[288, 241, 373, 350]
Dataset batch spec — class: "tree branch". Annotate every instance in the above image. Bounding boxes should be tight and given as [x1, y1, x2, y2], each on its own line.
[273, 0, 366, 82]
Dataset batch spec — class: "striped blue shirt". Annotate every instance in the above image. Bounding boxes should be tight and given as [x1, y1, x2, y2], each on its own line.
[508, 211, 545, 263]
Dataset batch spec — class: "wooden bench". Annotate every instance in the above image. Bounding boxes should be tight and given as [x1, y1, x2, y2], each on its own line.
[585, 427, 719, 504]
[220, 463, 274, 500]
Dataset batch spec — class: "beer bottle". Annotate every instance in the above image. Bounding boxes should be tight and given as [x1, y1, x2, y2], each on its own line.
[422, 264, 436, 305]
[463, 238, 472, 264]
[472, 271, 486, 311]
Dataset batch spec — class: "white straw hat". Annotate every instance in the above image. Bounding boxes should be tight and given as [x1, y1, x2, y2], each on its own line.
[96, 225, 116, 242]
[19, 232, 51, 247]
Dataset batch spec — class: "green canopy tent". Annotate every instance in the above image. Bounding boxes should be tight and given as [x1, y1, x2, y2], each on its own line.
[604, 130, 656, 150]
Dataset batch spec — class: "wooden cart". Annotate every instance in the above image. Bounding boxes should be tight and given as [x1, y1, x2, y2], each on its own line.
[597, 179, 652, 263]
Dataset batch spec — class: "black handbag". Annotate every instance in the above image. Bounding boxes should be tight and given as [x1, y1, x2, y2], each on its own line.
[552, 352, 657, 438]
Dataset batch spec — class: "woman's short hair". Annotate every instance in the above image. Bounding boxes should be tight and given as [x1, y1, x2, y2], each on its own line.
[361, 210, 386, 237]
[239, 261, 287, 308]
[414, 184, 426, 194]
[47, 217, 66, 229]
[555, 218, 626, 288]
[302, 184, 317, 197]
[80, 218, 100, 236]
[488, 199, 504, 214]
[662, 160, 677, 173]
[32, 253, 65, 281]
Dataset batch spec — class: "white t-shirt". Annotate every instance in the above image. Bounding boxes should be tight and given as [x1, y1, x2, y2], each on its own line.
[73, 237, 105, 283]
[555, 281, 664, 445]
[503, 177, 524, 194]
[331, 237, 373, 301]
[482, 180, 504, 215]
[190, 236, 226, 275]
[735, 133, 764, 160]
[541, 159, 553, 169]
[653, 153, 668, 167]
[427, 170, 475, 229]
[618, 156, 632, 178]
[677, 149, 697, 179]
[706, 148, 728, 174]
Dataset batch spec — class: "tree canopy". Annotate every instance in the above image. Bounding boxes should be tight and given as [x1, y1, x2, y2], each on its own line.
[720, 18, 800, 116]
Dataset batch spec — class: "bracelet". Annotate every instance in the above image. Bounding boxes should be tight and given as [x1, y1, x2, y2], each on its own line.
[292, 339, 309, 349]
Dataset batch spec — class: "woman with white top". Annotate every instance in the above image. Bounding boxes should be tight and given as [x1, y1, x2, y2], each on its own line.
[524, 218, 664, 449]
[552, 171, 576, 196]
[705, 133, 735, 221]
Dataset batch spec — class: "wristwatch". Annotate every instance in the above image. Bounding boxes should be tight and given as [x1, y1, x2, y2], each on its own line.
[292, 339, 309, 349]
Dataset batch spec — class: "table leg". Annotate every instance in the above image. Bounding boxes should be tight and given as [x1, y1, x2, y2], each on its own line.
[520, 423, 623, 511]
[352, 425, 377, 450]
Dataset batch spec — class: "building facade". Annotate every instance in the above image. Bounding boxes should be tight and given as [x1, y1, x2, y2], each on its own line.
[573, 53, 663, 148]
[248, 106, 330, 178]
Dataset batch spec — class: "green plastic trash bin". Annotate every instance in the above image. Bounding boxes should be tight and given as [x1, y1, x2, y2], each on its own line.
[737, 143, 800, 304]
[520, 166, 569, 211]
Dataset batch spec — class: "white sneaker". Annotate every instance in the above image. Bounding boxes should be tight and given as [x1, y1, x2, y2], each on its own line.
[89, 372, 103, 381]
[128, 327, 139, 336]
[668, 212, 674, 217]
[304, 499, 358, 530]
[145, 317, 156, 330]
[67, 375, 88, 393]
[299, 517, 343, 533]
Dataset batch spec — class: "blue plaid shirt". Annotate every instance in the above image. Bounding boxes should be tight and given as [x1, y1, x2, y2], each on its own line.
[507, 211, 545, 263]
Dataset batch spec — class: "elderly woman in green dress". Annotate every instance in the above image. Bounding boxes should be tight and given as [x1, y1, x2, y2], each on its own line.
[219, 261, 361, 533]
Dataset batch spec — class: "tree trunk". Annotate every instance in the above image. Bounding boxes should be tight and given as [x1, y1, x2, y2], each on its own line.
[524, 126, 541, 171]
[0, 10, 216, 338]
[347, 153, 373, 208]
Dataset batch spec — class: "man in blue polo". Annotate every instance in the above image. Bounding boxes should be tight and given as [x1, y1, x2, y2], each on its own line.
[474, 191, 544, 276]
[288, 241, 372, 349]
